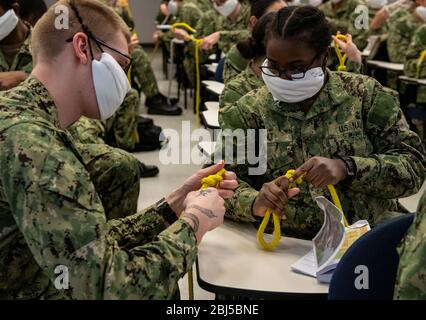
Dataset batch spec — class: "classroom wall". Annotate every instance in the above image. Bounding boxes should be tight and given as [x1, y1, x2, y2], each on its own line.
[43, 0, 161, 45]
[130, 0, 162, 45]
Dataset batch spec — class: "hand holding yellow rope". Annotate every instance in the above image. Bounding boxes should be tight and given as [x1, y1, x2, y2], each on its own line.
[187, 167, 227, 300]
[257, 170, 349, 251]
[334, 34, 349, 72]
[171, 23, 204, 128]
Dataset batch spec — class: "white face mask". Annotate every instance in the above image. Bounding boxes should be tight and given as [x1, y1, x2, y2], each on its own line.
[366, 0, 388, 9]
[92, 53, 131, 120]
[261, 59, 325, 103]
[213, 0, 239, 17]
[168, 0, 178, 16]
[416, 6, 426, 22]
[0, 9, 19, 41]
[309, 0, 323, 7]
[331, 0, 343, 4]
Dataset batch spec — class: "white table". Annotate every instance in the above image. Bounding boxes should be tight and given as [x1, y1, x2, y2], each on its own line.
[201, 110, 220, 129]
[202, 80, 225, 96]
[197, 220, 329, 299]
[398, 75, 426, 86]
[367, 60, 404, 72]
[206, 63, 219, 75]
[205, 101, 220, 112]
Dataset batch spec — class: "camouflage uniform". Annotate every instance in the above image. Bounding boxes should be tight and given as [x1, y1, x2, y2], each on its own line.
[394, 191, 426, 299]
[219, 64, 263, 111]
[184, 1, 251, 86]
[219, 70, 425, 240]
[387, 12, 422, 63]
[159, 0, 204, 55]
[223, 44, 250, 85]
[0, 25, 32, 73]
[0, 76, 197, 299]
[319, 0, 365, 36]
[404, 24, 426, 79]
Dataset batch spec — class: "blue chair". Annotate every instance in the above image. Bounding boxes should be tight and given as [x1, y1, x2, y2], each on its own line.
[328, 213, 414, 300]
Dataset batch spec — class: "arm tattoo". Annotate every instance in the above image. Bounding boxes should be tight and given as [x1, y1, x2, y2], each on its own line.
[182, 212, 200, 233]
[198, 189, 213, 197]
[187, 204, 217, 219]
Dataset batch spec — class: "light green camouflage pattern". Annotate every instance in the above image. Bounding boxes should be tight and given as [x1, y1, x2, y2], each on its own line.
[69, 88, 140, 151]
[184, 0, 251, 86]
[403, 23, 426, 104]
[0, 76, 197, 299]
[0, 26, 32, 74]
[387, 11, 422, 63]
[220, 64, 263, 111]
[319, 0, 365, 35]
[219, 70, 425, 239]
[223, 44, 250, 85]
[394, 191, 426, 299]
[404, 23, 426, 79]
[131, 46, 160, 99]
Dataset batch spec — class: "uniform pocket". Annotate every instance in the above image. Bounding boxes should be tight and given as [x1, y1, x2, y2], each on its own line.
[266, 138, 296, 178]
[327, 131, 372, 158]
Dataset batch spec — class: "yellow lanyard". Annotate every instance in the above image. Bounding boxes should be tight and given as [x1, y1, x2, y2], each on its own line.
[416, 49, 426, 78]
[334, 34, 348, 72]
[257, 170, 349, 251]
[171, 23, 204, 128]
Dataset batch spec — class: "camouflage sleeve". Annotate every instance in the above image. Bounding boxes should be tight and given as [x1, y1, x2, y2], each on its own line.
[348, 82, 426, 198]
[219, 96, 260, 223]
[223, 45, 249, 85]
[1, 124, 197, 299]
[218, 30, 251, 54]
[394, 192, 426, 300]
[180, 5, 202, 29]
[219, 80, 245, 110]
[404, 25, 426, 78]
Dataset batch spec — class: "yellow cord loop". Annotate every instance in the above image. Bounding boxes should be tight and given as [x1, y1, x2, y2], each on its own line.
[416, 49, 426, 78]
[334, 34, 348, 72]
[171, 23, 204, 128]
[257, 170, 303, 251]
[257, 170, 349, 251]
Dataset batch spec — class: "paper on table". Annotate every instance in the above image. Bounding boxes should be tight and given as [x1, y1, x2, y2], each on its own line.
[291, 196, 370, 282]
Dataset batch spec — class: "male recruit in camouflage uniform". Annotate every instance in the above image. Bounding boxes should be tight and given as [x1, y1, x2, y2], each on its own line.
[0, 17, 141, 217]
[394, 191, 426, 299]
[184, 0, 251, 86]
[219, 64, 263, 110]
[219, 70, 426, 240]
[0, 76, 197, 299]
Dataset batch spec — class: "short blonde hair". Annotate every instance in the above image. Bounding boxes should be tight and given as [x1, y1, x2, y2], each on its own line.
[32, 0, 130, 62]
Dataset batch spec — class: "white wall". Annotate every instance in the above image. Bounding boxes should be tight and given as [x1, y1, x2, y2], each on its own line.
[44, 0, 162, 45]
[129, 0, 162, 44]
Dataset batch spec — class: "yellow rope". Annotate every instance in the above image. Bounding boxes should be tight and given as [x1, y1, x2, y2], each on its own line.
[416, 49, 426, 79]
[186, 167, 227, 300]
[171, 23, 204, 128]
[257, 170, 349, 251]
[334, 34, 349, 72]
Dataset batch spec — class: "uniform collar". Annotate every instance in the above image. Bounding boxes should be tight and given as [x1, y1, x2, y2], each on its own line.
[24, 75, 62, 129]
[273, 69, 351, 120]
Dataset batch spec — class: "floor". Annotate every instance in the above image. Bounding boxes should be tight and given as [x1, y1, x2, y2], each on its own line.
[133, 48, 425, 300]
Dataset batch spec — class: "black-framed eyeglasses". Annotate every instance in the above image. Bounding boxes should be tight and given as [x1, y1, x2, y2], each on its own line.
[65, 1, 133, 73]
[259, 54, 320, 80]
